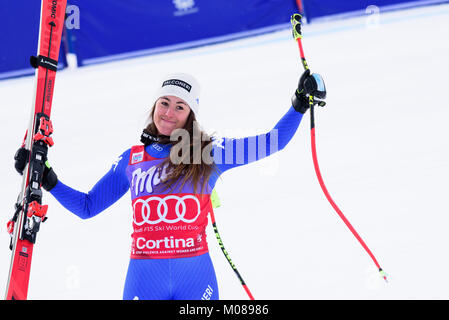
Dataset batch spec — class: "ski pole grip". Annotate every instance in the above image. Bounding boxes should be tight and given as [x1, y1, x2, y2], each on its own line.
[291, 13, 308, 70]
[291, 14, 303, 40]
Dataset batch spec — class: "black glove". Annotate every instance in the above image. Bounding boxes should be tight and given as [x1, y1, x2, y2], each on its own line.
[292, 69, 327, 113]
[14, 147, 58, 191]
[14, 147, 29, 175]
[42, 162, 58, 191]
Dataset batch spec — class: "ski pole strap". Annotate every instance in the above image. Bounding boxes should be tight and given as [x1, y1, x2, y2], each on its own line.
[30, 55, 58, 71]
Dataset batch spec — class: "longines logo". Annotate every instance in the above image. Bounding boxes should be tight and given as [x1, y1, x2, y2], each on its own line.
[172, 0, 199, 16]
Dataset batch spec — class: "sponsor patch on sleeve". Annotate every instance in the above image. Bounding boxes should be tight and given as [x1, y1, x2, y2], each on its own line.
[131, 151, 144, 164]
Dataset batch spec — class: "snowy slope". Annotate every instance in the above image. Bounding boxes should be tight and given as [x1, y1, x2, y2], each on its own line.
[1, 4, 449, 299]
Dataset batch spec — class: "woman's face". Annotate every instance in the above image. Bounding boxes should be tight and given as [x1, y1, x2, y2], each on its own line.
[153, 95, 191, 136]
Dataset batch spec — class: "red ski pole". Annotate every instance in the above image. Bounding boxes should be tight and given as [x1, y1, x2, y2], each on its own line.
[290, 14, 387, 282]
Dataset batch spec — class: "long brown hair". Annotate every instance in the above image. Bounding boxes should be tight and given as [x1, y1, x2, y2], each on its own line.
[144, 104, 217, 195]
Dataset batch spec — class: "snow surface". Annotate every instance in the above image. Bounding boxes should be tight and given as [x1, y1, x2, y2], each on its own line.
[1, 4, 449, 300]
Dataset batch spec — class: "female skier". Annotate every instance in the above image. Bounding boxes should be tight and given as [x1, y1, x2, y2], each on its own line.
[15, 70, 326, 300]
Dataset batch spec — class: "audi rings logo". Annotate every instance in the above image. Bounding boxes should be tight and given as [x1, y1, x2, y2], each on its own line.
[133, 195, 201, 226]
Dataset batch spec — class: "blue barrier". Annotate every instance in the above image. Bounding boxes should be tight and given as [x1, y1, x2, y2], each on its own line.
[67, 0, 298, 66]
[1, 0, 447, 80]
[1, 0, 297, 79]
[302, 0, 449, 22]
[0, 2, 67, 80]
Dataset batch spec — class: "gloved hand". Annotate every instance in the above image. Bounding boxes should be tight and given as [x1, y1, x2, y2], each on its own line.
[14, 147, 58, 191]
[14, 147, 29, 175]
[292, 69, 327, 113]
